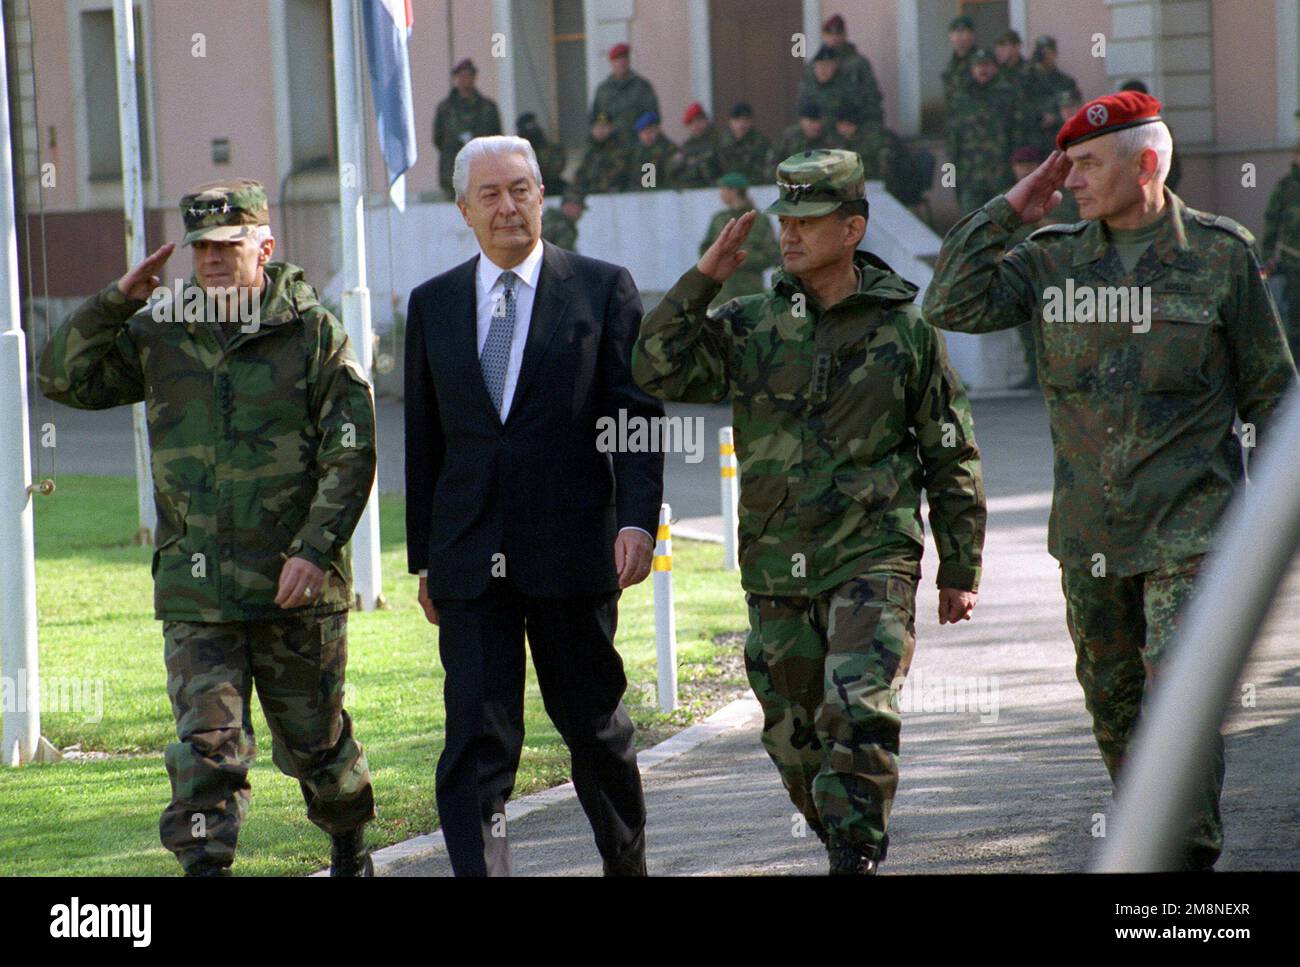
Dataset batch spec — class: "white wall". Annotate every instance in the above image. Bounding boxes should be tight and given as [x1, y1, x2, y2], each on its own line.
[354, 184, 1020, 394]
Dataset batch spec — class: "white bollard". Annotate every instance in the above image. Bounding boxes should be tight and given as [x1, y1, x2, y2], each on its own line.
[652, 503, 678, 714]
[719, 427, 739, 570]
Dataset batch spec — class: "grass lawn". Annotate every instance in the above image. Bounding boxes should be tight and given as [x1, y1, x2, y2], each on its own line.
[0, 475, 749, 876]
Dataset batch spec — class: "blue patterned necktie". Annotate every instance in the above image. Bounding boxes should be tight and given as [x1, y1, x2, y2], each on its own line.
[480, 270, 517, 415]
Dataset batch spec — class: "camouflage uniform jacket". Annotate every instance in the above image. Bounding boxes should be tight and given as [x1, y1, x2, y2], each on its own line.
[811, 42, 885, 129]
[1026, 66, 1081, 153]
[433, 89, 503, 191]
[922, 190, 1297, 575]
[1263, 162, 1300, 268]
[947, 81, 1015, 188]
[38, 262, 377, 621]
[942, 50, 975, 103]
[541, 206, 578, 249]
[633, 132, 679, 190]
[532, 139, 569, 194]
[591, 70, 660, 136]
[717, 128, 775, 185]
[633, 252, 986, 596]
[992, 60, 1040, 153]
[573, 133, 634, 195]
[671, 127, 723, 189]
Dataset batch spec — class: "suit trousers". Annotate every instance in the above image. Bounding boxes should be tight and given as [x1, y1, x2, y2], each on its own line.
[433, 578, 646, 876]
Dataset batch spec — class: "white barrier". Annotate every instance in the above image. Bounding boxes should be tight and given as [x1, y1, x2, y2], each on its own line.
[719, 427, 738, 571]
[652, 503, 678, 715]
[356, 184, 1021, 393]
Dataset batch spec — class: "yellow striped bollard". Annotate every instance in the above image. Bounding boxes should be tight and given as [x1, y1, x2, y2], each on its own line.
[653, 502, 678, 714]
[719, 426, 739, 570]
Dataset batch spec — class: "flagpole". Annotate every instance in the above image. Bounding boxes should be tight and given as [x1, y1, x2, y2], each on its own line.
[0, 9, 57, 765]
[112, 0, 155, 546]
[331, 0, 384, 611]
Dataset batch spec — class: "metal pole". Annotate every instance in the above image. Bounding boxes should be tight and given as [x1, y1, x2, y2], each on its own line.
[719, 426, 738, 570]
[653, 503, 678, 714]
[0, 9, 56, 765]
[331, 0, 383, 610]
[111, 0, 155, 545]
[1093, 385, 1300, 871]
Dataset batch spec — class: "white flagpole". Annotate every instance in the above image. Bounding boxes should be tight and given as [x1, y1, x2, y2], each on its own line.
[111, 0, 155, 545]
[331, 0, 383, 610]
[0, 10, 57, 765]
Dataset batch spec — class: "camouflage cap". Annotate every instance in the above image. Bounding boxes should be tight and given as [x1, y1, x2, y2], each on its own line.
[180, 178, 269, 246]
[765, 149, 864, 217]
[718, 170, 749, 190]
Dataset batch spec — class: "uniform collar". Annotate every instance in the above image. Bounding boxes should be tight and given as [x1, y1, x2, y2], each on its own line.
[1072, 186, 1192, 269]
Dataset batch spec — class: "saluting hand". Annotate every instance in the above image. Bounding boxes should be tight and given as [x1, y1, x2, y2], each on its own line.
[1005, 150, 1072, 225]
[697, 209, 759, 284]
[116, 243, 176, 301]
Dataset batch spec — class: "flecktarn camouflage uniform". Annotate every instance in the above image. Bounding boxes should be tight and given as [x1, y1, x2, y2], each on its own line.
[922, 181, 1297, 868]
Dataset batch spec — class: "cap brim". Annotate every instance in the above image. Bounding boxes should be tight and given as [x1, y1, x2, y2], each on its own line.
[764, 198, 842, 217]
[182, 224, 257, 246]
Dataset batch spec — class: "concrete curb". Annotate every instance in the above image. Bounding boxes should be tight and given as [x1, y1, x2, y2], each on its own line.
[310, 696, 761, 876]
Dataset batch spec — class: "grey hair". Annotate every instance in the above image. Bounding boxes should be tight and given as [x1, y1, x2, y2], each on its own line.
[253, 224, 274, 244]
[452, 135, 543, 201]
[1113, 120, 1173, 183]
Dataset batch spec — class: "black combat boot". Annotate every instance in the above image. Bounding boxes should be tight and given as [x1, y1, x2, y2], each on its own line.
[827, 834, 887, 876]
[330, 826, 374, 877]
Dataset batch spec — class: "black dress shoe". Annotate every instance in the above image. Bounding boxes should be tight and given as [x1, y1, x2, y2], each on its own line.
[827, 844, 879, 875]
[184, 861, 232, 877]
[602, 833, 647, 876]
[330, 827, 374, 877]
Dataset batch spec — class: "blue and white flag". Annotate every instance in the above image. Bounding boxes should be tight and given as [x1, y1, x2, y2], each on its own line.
[361, 0, 417, 210]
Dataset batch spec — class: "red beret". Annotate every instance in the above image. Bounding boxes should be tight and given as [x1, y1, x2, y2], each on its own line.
[1057, 91, 1163, 151]
[609, 42, 630, 61]
[822, 14, 846, 33]
[683, 102, 707, 125]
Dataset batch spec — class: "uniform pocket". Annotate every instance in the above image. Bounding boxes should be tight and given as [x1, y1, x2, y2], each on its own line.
[737, 473, 788, 540]
[1140, 306, 1216, 392]
[1038, 319, 1098, 390]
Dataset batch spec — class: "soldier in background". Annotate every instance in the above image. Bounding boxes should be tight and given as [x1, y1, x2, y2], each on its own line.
[806, 14, 885, 131]
[923, 92, 1298, 871]
[632, 111, 678, 191]
[717, 103, 775, 185]
[433, 59, 503, 199]
[591, 42, 659, 139]
[801, 46, 856, 130]
[1027, 37, 1081, 156]
[671, 102, 723, 189]
[942, 15, 978, 103]
[38, 180, 378, 877]
[573, 111, 633, 195]
[831, 104, 888, 181]
[943, 16, 978, 183]
[541, 193, 586, 250]
[1263, 134, 1300, 360]
[517, 111, 567, 196]
[993, 30, 1039, 158]
[634, 150, 985, 876]
[950, 50, 1015, 214]
[698, 172, 780, 309]
[772, 99, 833, 161]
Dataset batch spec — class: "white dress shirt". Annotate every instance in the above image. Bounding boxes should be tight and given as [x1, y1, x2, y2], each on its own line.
[476, 239, 545, 421]
[416, 241, 650, 580]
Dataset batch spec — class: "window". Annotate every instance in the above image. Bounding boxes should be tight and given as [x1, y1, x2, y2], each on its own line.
[79, 6, 150, 181]
[285, 0, 337, 170]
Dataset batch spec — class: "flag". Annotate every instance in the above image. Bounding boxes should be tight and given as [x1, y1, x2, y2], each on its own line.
[361, 0, 417, 210]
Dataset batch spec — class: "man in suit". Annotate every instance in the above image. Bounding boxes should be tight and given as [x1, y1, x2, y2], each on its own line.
[404, 135, 665, 876]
